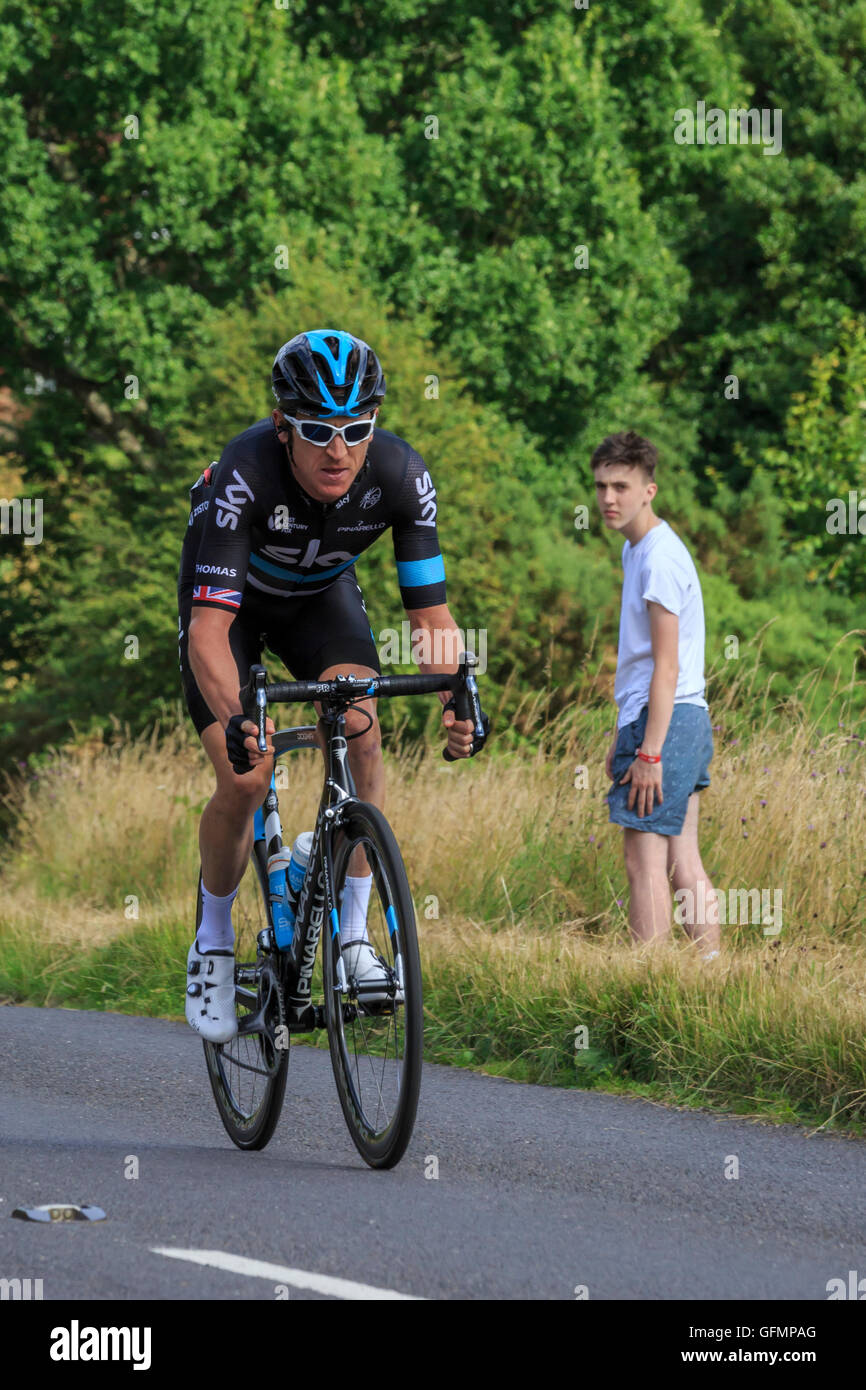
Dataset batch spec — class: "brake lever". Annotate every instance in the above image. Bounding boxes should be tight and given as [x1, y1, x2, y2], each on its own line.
[443, 651, 489, 761]
[240, 664, 269, 753]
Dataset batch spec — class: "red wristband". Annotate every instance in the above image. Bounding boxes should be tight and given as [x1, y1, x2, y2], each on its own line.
[636, 749, 661, 764]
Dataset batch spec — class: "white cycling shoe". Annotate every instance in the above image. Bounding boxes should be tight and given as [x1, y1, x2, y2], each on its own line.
[341, 940, 403, 1004]
[185, 939, 238, 1043]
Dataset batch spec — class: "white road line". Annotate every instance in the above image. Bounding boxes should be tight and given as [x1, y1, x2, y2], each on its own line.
[151, 1247, 423, 1300]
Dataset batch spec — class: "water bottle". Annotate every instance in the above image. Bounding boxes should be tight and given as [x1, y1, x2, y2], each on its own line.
[267, 832, 314, 951]
[287, 831, 314, 902]
[267, 846, 295, 950]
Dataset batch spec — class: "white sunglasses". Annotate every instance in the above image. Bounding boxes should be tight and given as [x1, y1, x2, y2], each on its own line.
[283, 412, 377, 447]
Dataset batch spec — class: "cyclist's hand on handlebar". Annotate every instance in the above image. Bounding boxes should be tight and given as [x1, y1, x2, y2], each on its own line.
[441, 703, 475, 759]
[225, 712, 275, 775]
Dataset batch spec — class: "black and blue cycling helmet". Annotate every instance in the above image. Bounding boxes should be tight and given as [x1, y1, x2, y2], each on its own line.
[272, 329, 386, 419]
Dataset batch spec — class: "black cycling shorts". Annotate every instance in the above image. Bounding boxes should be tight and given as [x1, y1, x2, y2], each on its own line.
[178, 569, 381, 736]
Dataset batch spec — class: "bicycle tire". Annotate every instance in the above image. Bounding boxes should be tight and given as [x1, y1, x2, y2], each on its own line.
[322, 802, 423, 1169]
[198, 874, 290, 1150]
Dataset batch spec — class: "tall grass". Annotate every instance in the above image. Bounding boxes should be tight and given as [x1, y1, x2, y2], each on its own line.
[1, 645, 865, 1129]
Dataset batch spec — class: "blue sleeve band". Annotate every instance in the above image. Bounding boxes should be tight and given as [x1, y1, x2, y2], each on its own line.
[396, 554, 446, 588]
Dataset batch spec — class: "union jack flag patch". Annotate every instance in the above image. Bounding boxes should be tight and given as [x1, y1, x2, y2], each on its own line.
[192, 584, 242, 609]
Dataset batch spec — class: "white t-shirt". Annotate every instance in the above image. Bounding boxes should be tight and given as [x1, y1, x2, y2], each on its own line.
[614, 518, 709, 728]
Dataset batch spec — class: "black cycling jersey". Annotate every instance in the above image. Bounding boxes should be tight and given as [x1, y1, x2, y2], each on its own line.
[177, 567, 382, 735]
[179, 418, 447, 615]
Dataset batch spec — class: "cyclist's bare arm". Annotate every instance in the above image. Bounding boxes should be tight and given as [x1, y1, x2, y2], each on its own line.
[405, 604, 460, 671]
[188, 607, 275, 771]
[405, 603, 474, 758]
[187, 606, 247, 728]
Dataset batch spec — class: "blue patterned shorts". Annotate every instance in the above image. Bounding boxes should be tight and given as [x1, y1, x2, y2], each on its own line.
[607, 703, 713, 836]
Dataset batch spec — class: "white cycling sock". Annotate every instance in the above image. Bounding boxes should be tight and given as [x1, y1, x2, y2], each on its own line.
[341, 875, 373, 944]
[196, 882, 238, 953]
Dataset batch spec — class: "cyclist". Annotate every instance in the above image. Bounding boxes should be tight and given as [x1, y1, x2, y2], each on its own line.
[178, 329, 481, 1042]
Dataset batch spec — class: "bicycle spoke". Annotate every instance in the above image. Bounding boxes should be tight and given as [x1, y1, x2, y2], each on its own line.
[351, 1006, 392, 1132]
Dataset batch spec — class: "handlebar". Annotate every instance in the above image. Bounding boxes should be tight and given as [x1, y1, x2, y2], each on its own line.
[239, 652, 490, 761]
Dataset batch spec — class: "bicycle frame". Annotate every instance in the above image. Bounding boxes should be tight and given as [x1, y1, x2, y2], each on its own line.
[251, 707, 360, 1032]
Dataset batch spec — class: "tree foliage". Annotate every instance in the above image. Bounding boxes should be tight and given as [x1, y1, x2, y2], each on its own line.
[1, 0, 864, 770]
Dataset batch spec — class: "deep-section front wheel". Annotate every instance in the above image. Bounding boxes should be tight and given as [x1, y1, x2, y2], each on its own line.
[323, 803, 423, 1169]
[203, 953, 289, 1151]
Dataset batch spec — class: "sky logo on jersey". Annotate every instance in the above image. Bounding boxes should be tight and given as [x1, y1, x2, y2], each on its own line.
[215, 469, 255, 530]
[192, 584, 242, 609]
[415, 471, 437, 526]
[251, 544, 355, 583]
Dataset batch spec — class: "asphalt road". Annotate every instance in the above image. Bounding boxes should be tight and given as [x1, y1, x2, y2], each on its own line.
[1, 1005, 863, 1300]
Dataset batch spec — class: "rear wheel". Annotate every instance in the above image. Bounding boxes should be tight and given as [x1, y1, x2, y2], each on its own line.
[323, 803, 423, 1169]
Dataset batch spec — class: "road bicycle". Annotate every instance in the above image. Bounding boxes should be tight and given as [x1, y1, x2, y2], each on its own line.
[200, 651, 487, 1169]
